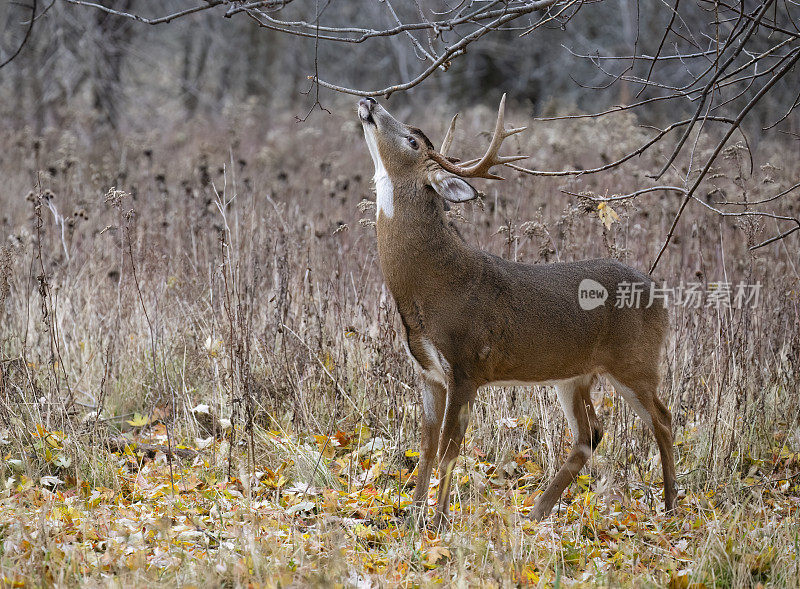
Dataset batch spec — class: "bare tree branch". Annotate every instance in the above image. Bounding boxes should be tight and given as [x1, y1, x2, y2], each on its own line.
[649, 47, 800, 273]
[62, 0, 227, 25]
[0, 0, 37, 70]
[49, 0, 800, 258]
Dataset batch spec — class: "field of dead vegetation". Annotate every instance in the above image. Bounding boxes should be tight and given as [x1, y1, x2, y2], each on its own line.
[1, 100, 799, 587]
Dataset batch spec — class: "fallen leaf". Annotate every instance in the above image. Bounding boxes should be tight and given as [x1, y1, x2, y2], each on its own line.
[126, 413, 149, 427]
[286, 500, 316, 515]
[425, 545, 451, 567]
[597, 202, 620, 230]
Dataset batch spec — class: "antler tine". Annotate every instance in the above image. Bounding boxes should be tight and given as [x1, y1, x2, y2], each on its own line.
[429, 93, 528, 180]
[440, 112, 459, 157]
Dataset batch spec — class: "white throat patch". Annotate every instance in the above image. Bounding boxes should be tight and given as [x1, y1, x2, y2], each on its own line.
[363, 127, 394, 219]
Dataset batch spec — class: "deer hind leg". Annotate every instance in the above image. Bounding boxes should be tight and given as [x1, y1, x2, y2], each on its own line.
[411, 377, 447, 520]
[607, 374, 677, 513]
[431, 375, 477, 530]
[532, 374, 601, 521]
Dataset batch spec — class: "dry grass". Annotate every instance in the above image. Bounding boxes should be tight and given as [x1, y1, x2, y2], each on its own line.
[1, 99, 799, 587]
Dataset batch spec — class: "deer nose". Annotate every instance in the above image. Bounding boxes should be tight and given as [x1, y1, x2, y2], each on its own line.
[359, 97, 376, 109]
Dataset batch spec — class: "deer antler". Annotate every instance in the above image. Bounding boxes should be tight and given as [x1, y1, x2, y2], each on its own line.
[430, 94, 528, 180]
[440, 112, 459, 157]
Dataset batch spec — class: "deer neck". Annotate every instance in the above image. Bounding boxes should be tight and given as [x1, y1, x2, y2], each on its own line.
[375, 177, 470, 302]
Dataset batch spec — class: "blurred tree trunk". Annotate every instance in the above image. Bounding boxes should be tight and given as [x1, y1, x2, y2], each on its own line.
[0, 1, 9, 47]
[181, 30, 210, 118]
[617, 0, 637, 105]
[244, 21, 270, 100]
[92, 0, 134, 128]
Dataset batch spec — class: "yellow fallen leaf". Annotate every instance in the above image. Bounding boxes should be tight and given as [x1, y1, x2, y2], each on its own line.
[597, 202, 620, 230]
[519, 563, 540, 584]
[668, 572, 690, 589]
[178, 473, 202, 492]
[425, 545, 451, 567]
[126, 413, 149, 427]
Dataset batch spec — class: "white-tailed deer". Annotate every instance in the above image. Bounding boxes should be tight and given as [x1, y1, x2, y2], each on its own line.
[357, 95, 675, 528]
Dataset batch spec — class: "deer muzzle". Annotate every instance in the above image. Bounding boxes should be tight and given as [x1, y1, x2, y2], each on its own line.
[358, 97, 377, 126]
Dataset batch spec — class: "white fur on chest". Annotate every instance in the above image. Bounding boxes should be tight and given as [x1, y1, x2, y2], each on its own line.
[374, 175, 394, 219]
[363, 128, 394, 219]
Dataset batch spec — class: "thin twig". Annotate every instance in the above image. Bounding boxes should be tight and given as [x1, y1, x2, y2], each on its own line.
[0, 0, 37, 70]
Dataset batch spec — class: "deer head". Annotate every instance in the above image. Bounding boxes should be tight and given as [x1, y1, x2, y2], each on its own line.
[357, 94, 528, 210]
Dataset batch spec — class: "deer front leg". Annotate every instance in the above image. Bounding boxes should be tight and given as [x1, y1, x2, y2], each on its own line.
[431, 376, 477, 530]
[410, 378, 446, 525]
[532, 375, 601, 521]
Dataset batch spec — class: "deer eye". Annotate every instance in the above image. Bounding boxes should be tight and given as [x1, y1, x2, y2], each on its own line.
[407, 136, 418, 149]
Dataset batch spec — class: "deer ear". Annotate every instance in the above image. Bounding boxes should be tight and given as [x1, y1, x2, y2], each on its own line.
[429, 170, 478, 203]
